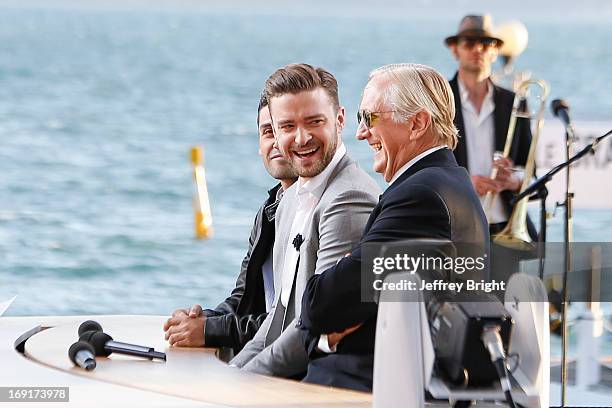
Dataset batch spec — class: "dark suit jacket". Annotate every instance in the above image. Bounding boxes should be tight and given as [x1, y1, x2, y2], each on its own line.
[202, 184, 280, 353]
[299, 148, 489, 392]
[449, 73, 536, 239]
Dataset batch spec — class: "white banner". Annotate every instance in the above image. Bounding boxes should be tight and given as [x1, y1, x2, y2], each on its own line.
[535, 121, 612, 209]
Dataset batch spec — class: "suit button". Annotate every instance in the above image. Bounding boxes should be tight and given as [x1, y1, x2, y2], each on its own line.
[295, 318, 302, 328]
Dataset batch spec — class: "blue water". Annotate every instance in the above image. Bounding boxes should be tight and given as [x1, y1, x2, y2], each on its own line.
[0, 4, 611, 318]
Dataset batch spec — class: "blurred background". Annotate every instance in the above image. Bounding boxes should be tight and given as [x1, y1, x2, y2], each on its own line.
[0, 0, 610, 317]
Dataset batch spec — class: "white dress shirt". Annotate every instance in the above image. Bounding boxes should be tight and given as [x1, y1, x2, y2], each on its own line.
[279, 143, 347, 308]
[458, 78, 507, 224]
[261, 187, 285, 312]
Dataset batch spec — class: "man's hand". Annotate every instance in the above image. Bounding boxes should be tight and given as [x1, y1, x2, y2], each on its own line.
[163, 309, 187, 332]
[492, 157, 521, 192]
[164, 314, 206, 347]
[327, 323, 363, 349]
[188, 304, 203, 318]
[163, 304, 206, 347]
[471, 175, 500, 196]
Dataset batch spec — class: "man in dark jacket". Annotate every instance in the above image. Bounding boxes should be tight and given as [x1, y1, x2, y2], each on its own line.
[163, 95, 297, 353]
[445, 14, 535, 238]
[299, 63, 489, 392]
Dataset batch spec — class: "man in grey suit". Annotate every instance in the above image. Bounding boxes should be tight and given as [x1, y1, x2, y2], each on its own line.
[230, 63, 380, 379]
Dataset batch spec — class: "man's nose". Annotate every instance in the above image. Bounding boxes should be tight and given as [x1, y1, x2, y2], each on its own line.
[356, 121, 370, 140]
[295, 127, 311, 145]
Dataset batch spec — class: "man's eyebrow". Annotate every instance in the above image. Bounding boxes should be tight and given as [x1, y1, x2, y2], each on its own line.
[259, 122, 272, 129]
[275, 118, 294, 126]
[277, 114, 325, 124]
[304, 114, 326, 121]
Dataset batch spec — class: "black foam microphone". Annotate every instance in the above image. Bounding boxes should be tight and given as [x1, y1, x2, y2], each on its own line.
[551, 99, 575, 138]
[68, 341, 97, 371]
[79, 330, 166, 361]
[78, 320, 103, 337]
[293, 233, 304, 250]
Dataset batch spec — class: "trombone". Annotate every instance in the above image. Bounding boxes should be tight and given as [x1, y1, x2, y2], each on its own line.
[485, 79, 550, 250]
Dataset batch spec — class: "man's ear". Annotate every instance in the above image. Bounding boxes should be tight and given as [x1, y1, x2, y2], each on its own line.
[336, 106, 346, 133]
[408, 110, 431, 141]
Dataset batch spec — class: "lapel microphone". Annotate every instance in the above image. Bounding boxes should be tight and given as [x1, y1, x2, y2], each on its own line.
[292, 234, 304, 250]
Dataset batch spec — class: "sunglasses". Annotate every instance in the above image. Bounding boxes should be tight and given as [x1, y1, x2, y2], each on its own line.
[357, 109, 396, 128]
[458, 37, 499, 50]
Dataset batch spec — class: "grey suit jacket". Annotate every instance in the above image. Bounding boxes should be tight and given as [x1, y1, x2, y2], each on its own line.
[230, 153, 380, 377]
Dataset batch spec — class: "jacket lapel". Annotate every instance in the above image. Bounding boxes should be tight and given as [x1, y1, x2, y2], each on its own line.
[266, 189, 297, 345]
[493, 83, 509, 153]
[276, 153, 355, 336]
[283, 153, 353, 308]
[272, 190, 296, 292]
[265, 300, 286, 346]
[382, 148, 457, 199]
[450, 73, 468, 170]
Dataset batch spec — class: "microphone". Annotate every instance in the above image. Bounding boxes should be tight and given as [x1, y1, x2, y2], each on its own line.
[68, 341, 97, 371]
[80, 330, 166, 361]
[78, 320, 103, 337]
[551, 99, 576, 138]
[292, 233, 304, 250]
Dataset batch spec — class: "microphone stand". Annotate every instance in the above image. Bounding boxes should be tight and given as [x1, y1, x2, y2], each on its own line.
[561, 122, 574, 408]
[512, 128, 611, 406]
[511, 130, 611, 204]
[524, 186, 548, 280]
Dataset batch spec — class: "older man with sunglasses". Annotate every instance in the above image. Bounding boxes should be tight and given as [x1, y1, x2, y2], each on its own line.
[445, 14, 535, 239]
[298, 63, 489, 392]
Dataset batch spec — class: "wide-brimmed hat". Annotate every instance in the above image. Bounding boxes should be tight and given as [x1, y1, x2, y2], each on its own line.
[444, 14, 504, 47]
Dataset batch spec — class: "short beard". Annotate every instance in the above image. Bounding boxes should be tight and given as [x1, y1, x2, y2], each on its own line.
[265, 163, 299, 181]
[291, 127, 338, 178]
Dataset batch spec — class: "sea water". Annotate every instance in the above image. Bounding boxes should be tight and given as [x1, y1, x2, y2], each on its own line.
[0, 3, 610, 320]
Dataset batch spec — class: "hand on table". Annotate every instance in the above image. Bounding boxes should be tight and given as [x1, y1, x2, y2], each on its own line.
[163, 304, 206, 347]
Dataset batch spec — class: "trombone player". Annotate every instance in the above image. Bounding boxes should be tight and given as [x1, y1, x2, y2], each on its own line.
[445, 14, 537, 240]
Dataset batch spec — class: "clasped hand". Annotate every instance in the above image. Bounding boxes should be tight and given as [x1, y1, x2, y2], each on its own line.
[163, 304, 206, 347]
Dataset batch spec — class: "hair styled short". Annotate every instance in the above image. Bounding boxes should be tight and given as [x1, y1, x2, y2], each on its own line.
[368, 63, 458, 149]
[263, 63, 339, 112]
[256, 92, 268, 126]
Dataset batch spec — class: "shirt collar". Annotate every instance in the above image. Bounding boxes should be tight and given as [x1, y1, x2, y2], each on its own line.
[457, 77, 494, 113]
[389, 145, 447, 185]
[296, 142, 346, 201]
[276, 186, 285, 201]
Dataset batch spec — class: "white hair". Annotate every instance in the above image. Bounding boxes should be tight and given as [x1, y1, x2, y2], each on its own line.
[368, 63, 458, 149]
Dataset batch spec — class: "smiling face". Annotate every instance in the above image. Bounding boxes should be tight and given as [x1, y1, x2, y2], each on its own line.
[270, 87, 344, 179]
[356, 75, 413, 182]
[356, 74, 434, 182]
[258, 107, 297, 182]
